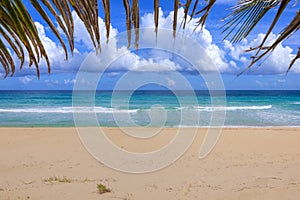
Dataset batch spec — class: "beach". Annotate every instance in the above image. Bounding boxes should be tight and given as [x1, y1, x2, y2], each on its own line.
[1, 127, 300, 200]
[1, 0, 299, 199]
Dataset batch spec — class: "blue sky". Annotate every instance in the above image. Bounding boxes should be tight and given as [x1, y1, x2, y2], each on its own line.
[0, 1, 300, 90]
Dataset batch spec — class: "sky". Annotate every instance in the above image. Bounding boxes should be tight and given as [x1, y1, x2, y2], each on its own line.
[0, 0, 300, 90]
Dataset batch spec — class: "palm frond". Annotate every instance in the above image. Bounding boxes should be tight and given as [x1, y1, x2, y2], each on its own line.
[154, 0, 159, 39]
[132, 0, 139, 50]
[69, 0, 100, 52]
[189, 0, 199, 21]
[0, 26, 24, 70]
[102, 0, 110, 43]
[242, 10, 300, 75]
[0, 0, 50, 77]
[194, 0, 216, 29]
[289, 47, 300, 72]
[30, 0, 69, 60]
[173, 0, 179, 37]
[222, 0, 280, 43]
[0, 0, 299, 78]
[181, 0, 192, 29]
[0, 0, 103, 77]
[123, 0, 131, 48]
[0, 38, 15, 77]
[253, 0, 290, 56]
[40, 0, 74, 54]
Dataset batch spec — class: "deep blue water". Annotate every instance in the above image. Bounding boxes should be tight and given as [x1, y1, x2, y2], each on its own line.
[0, 90, 300, 127]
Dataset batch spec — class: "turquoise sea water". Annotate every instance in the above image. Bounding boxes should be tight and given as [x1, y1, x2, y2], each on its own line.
[0, 90, 300, 127]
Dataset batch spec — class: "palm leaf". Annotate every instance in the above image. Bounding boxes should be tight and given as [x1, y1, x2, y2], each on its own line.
[132, 0, 139, 50]
[69, 0, 100, 52]
[0, 38, 15, 77]
[0, 18, 25, 69]
[123, 0, 131, 48]
[40, 0, 74, 54]
[154, 0, 159, 39]
[0, 26, 23, 70]
[1, 0, 42, 77]
[15, 0, 51, 75]
[240, 8, 300, 75]
[181, 0, 192, 29]
[194, 0, 216, 29]
[0, 0, 299, 78]
[288, 47, 300, 72]
[189, 0, 199, 21]
[30, 0, 69, 60]
[253, 0, 290, 56]
[1, 0, 102, 77]
[102, 0, 110, 42]
[173, 0, 179, 37]
[222, 0, 279, 43]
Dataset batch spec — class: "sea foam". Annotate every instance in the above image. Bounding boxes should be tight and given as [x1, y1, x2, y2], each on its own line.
[0, 107, 138, 114]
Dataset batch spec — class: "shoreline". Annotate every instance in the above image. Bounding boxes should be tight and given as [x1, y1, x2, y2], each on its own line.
[1, 126, 300, 129]
[1, 127, 300, 199]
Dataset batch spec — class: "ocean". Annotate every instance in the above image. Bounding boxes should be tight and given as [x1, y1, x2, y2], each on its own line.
[0, 90, 300, 127]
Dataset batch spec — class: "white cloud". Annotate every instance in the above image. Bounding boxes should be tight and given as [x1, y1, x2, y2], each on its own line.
[278, 79, 286, 83]
[107, 72, 120, 77]
[11, 11, 117, 76]
[166, 77, 176, 87]
[140, 8, 229, 72]
[223, 33, 300, 74]
[44, 79, 59, 86]
[19, 76, 32, 84]
[13, 14, 118, 76]
[72, 11, 118, 50]
[68, 11, 300, 75]
[79, 8, 229, 74]
[64, 79, 76, 85]
[255, 80, 267, 88]
[215, 0, 236, 4]
[34, 22, 87, 74]
[10, 8, 299, 77]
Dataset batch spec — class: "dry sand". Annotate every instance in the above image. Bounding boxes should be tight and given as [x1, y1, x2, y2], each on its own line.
[0, 127, 300, 200]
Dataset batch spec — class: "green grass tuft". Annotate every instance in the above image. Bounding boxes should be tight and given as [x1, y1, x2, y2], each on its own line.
[96, 183, 111, 194]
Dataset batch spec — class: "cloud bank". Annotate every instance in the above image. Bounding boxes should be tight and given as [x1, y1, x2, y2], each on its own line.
[5, 8, 300, 77]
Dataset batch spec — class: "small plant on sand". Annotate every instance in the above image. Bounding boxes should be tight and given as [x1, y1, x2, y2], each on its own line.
[58, 176, 71, 183]
[43, 176, 71, 183]
[96, 183, 111, 194]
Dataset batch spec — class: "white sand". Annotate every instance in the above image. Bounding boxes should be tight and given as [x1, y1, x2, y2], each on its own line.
[0, 127, 300, 200]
